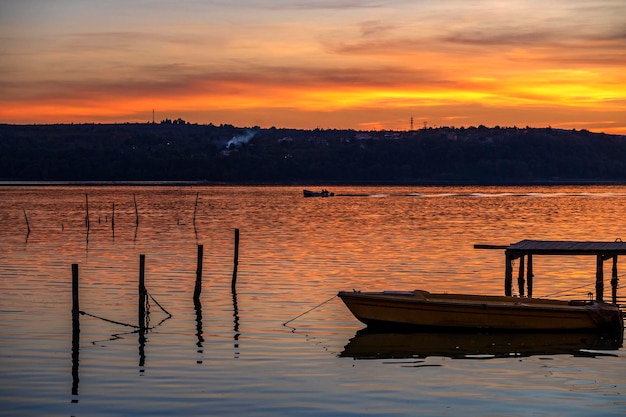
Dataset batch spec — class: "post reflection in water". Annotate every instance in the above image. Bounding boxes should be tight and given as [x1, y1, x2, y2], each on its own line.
[195, 297, 204, 364]
[71, 313, 79, 403]
[232, 291, 240, 359]
[138, 255, 147, 372]
[193, 244, 204, 363]
[138, 328, 146, 372]
[71, 263, 80, 403]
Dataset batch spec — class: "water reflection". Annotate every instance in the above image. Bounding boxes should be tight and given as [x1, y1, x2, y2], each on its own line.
[233, 291, 240, 358]
[71, 312, 79, 403]
[71, 263, 80, 403]
[138, 328, 146, 371]
[340, 328, 624, 360]
[194, 297, 204, 363]
[4, 185, 626, 416]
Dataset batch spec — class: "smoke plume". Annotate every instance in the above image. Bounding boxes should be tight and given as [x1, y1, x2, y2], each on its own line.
[226, 130, 257, 148]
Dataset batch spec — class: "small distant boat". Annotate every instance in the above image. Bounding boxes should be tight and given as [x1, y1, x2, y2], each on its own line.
[337, 290, 624, 332]
[303, 189, 334, 197]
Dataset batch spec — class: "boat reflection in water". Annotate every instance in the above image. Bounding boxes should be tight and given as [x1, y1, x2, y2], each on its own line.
[340, 328, 624, 360]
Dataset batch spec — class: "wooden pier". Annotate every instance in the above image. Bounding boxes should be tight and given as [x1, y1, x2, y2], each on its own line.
[476, 239, 626, 303]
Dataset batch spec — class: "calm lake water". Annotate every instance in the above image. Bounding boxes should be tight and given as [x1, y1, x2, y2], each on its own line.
[1, 185, 625, 416]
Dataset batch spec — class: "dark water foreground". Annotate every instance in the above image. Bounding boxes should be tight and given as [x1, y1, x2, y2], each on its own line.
[1, 185, 625, 416]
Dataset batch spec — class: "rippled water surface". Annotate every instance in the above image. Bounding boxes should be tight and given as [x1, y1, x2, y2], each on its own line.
[1, 185, 625, 416]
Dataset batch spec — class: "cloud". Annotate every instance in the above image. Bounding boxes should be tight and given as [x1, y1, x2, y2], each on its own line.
[440, 28, 557, 48]
[209, 0, 387, 10]
[3, 59, 458, 102]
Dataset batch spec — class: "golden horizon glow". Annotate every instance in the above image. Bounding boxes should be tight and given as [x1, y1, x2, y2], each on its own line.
[1, 1, 625, 134]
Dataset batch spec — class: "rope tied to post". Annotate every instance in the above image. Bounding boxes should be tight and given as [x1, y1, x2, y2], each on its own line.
[79, 311, 141, 329]
[146, 289, 172, 318]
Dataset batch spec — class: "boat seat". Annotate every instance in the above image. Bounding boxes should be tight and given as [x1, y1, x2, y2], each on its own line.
[568, 300, 594, 306]
[413, 290, 429, 300]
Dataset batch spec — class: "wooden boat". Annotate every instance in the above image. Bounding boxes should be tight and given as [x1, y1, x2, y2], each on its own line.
[303, 189, 334, 197]
[339, 240, 626, 333]
[337, 290, 624, 332]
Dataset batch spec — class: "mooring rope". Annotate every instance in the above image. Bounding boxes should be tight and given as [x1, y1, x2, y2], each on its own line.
[146, 289, 172, 318]
[79, 289, 171, 329]
[544, 274, 624, 298]
[282, 295, 337, 327]
[79, 310, 140, 329]
[544, 282, 595, 298]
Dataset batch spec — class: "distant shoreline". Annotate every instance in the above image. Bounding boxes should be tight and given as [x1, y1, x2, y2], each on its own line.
[3, 123, 626, 184]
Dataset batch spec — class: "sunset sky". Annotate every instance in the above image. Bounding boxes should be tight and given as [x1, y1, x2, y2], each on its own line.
[1, 0, 625, 133]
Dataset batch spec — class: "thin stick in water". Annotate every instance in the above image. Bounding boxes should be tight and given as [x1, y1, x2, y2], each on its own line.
[85, 193, 90, 230]
[23, 208, 30, 234]
[193, 192, 199, 225]
[133, 194, 139, 227]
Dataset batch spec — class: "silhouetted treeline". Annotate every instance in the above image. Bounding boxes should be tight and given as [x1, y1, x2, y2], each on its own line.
[1, 123, 626, 184]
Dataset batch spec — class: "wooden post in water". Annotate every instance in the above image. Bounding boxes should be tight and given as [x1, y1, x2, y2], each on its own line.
[111, 203, 115, 233]
[193, 245, 203, 301]
[231, 229, 240, 293]
[139, 255, 146, 329]
[595, 254, 604, 302]
[72, 264, 80, 322]
[71, 263, 80, 400]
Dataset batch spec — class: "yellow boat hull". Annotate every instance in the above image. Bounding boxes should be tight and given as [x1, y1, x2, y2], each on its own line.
[338, 290, 624, 332]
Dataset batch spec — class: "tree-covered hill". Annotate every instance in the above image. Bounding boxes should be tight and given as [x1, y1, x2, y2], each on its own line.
[1, 123, 625, 184]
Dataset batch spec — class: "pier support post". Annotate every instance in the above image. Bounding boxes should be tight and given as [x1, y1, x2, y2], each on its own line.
[611, 256, 618, 304]
[517, 254, 525, 297]
[526, 254, 533, 298]
[504, 251, 513, 296]
[595, 254, 604, 302]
